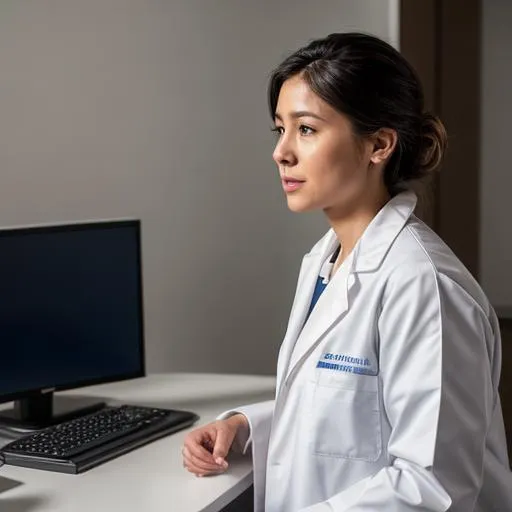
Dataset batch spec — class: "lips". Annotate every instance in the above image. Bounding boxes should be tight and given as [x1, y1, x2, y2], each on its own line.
[281, 176, 305, 193]
[281, 176, 305, 184]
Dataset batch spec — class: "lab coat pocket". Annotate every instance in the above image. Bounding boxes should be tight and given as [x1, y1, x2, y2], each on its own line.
[309, 378, 382, 462]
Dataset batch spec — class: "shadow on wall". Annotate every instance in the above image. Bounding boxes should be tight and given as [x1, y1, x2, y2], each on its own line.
[498, 318, 512, 465]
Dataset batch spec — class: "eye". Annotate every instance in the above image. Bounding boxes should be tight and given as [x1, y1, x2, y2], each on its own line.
[271, 126, 284, 136]
[299, 125, 315, 135]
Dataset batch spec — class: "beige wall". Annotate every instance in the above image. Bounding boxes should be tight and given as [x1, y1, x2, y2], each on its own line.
[0, 0, 399, 374]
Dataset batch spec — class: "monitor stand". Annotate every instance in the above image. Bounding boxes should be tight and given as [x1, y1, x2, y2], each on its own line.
[0, 391, 106, 431]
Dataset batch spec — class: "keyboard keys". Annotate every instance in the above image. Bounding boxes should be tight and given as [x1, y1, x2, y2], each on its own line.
[0, 404, 199, 474]
[3, 405, 173, 458]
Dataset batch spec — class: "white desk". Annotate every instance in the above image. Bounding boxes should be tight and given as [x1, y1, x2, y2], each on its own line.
[0, 373, 276, 512]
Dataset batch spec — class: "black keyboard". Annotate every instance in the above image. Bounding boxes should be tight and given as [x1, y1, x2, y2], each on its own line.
[0, 404, 198, 474]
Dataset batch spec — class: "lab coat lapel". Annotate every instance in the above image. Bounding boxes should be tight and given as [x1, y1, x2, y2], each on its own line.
[275, 232, 338, 396]
[280, 191, 419, 389]
[284, 250, 354, 384]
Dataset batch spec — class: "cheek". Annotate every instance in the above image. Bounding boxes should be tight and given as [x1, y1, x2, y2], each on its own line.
[312, 142, 362, 184]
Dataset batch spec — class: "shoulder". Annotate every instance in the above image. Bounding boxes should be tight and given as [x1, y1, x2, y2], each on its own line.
[383, 215, 493, 319]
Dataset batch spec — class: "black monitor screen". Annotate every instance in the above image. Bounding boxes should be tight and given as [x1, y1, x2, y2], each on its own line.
[0, 220, 144, 401]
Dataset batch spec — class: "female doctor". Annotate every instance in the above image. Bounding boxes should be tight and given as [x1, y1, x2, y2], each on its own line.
[182, 33, 512, 511]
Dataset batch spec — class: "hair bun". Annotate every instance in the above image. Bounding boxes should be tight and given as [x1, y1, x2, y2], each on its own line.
[418, 112, 448, 175]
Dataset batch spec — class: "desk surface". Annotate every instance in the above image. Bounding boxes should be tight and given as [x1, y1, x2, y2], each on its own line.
[0, 373, 276, 512]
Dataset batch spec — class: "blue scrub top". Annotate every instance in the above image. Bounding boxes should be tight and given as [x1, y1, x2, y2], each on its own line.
[305, 244, 341, 321]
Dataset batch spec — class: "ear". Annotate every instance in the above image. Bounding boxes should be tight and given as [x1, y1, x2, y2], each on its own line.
[369, 128, 398, 166]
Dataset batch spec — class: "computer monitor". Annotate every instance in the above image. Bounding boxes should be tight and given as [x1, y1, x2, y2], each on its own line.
[0, 219, 145, 429]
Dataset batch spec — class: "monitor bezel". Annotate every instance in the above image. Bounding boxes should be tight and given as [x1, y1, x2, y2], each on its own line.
[0, 218, 146, 404]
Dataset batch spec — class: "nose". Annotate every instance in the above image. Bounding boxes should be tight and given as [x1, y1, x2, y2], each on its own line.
[272, 136, 297, 167]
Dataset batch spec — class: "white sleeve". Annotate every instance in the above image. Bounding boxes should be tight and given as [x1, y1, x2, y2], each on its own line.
[300, 263, 495, 512]
[217, 400, 274, 454]
[218, 400, 274, 503]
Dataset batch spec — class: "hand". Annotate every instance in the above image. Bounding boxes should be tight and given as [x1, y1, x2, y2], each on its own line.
[182, 414, 249, 477]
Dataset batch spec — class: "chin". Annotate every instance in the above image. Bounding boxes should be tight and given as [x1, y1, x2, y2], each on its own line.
[286, 197, 315, 213]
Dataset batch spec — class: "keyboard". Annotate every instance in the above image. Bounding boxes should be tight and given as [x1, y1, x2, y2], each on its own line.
[0, 404, 198, 474]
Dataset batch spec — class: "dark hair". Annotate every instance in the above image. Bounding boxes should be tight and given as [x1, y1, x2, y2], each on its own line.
[268, 32, 447, 195]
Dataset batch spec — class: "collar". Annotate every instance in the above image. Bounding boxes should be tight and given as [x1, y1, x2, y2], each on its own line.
[307, 191, 418, 274]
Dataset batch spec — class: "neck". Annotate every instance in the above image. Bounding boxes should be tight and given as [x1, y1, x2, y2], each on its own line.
[325, 190, 390, 262]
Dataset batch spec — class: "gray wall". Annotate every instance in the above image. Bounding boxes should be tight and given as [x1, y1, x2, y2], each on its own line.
[481, 0, 512, 312]
[0, 0, 398, 375]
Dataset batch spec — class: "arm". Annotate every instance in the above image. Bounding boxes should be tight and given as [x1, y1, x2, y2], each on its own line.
[301, 264, 495, 512]
[218, 400, 275, 503]
[183, 400, 274, 477]
[217, 400, 275, 454]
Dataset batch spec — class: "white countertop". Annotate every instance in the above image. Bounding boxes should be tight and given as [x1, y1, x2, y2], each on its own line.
[0, 373, 276, 512]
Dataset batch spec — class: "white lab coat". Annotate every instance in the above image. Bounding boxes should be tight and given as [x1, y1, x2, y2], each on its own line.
[220, 191, 512, 512]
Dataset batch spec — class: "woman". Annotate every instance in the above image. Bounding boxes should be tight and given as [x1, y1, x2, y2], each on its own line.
[182, 33, 512, 511]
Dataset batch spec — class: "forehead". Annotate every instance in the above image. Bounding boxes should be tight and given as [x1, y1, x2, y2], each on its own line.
[275, 75, 333, 117]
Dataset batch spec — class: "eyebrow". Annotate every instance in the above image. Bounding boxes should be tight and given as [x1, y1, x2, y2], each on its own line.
[274, 111, 327, 122]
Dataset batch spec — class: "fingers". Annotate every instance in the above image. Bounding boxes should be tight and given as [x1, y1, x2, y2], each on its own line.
[182, 445, 226, 476]
[186, 434, 216, 464]
[212, 427, 235, 466]
[183, 423, 231, 477]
